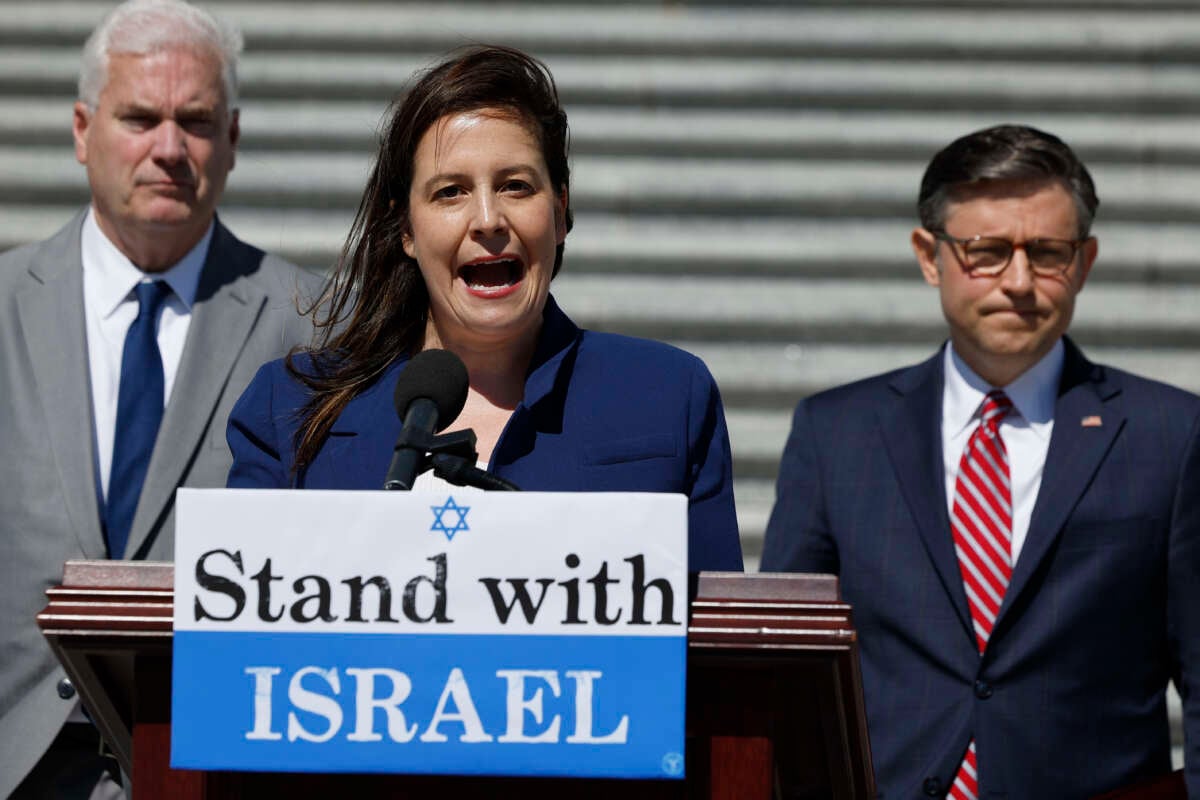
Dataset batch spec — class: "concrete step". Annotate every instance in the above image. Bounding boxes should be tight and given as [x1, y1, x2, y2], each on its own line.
[726, 409, 791, 475]
[4, 3, 1200, 62]
[5, 0, 1196, 15]
[5, 46, 1200, 111]
[565, 108, 1200, 164]
[551, 274, 1200, 348]
[689, 342, 1200, 404]
[731, 477, 774, 564]
[554, 217, 1200, 283]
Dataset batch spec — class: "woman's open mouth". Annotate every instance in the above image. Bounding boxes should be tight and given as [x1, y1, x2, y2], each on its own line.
[459, 257, 525, 297]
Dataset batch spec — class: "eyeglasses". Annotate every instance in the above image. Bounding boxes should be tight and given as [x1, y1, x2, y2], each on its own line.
[932, 232, 1090, 277]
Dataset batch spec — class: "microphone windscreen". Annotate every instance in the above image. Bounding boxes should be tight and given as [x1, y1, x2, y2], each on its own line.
[392, 349, 470, 432]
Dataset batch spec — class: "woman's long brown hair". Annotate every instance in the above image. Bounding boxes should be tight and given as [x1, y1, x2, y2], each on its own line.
[288, 45, 573, 472]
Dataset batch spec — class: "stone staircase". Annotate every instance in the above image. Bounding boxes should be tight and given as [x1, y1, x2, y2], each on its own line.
[0, 0, 1193, 762]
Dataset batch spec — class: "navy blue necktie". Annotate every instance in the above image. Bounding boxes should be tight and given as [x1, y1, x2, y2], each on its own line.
[106, 280, 171, 559]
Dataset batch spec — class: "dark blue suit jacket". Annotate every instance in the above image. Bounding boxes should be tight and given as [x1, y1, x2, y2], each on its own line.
[227, 297, 743, 573]
[762, 339, 1199, 799]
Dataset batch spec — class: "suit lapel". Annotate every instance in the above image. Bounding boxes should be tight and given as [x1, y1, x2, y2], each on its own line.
[124, 223, 266, 558]
[879, 351, 976, 641]
[994, 341, 1122, 633]
[16, 214, 107, 556]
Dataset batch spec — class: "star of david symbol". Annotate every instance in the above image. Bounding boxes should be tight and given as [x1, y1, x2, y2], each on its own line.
[430, 497, 470, 541]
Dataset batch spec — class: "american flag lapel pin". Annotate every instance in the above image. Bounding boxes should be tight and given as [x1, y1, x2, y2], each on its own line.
[1081, 415, 1103, 427]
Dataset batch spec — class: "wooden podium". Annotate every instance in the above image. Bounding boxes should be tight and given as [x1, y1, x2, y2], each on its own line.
[38, 561, 875, 799]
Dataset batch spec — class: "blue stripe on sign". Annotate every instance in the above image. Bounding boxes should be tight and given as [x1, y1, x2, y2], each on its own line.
[171, 631, 686, 779]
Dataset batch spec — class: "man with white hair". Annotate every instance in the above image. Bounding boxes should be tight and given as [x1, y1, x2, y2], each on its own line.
[0, 1, 316, 795]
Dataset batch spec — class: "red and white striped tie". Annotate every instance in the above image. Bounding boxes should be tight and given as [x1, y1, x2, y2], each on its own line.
[948, 390, 1013, 800]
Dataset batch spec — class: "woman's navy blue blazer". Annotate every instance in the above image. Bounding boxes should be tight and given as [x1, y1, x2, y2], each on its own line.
[226, 296, 744, 573]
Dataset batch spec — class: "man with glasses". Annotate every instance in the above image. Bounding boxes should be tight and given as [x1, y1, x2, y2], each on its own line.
[762, 125, 1198, 799]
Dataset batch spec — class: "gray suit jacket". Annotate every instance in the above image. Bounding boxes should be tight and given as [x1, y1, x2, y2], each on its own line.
[0, 211, 320, 796]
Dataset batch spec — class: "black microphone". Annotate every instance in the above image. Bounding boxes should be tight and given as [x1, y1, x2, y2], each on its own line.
[383, 349, 470, 490]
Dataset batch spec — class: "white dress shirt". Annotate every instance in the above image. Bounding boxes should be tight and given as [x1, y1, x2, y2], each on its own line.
[81, 208, 211, 501]
[941, 340, 1063, 564]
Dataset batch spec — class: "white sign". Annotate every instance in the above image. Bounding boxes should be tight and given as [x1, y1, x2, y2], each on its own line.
[171, 489, 688, 779]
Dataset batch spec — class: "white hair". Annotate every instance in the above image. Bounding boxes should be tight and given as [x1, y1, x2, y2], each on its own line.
[78, 0, 243, 109]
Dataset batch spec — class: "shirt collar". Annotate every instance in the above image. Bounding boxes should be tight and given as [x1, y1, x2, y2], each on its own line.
[943, 338, 1064, 439]
[81, 207, 213, 317]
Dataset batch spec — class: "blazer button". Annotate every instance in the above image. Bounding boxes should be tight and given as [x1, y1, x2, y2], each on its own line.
[923, 776, 943, 796]
[974, 679, 994, 699]
[57, 678, 76, 699]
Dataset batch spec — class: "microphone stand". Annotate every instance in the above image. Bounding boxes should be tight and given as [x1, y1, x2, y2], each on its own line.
[382, 427, 521, 491]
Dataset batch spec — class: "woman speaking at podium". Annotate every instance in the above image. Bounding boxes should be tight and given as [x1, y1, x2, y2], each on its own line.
[226, 46, 742, 572]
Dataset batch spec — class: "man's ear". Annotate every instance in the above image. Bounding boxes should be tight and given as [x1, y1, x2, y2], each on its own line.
[1074, 236, 1098, 292]
[912, 227, 941, 287]
[227, 108, 240, 171]
[72, 102, 91, 165]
